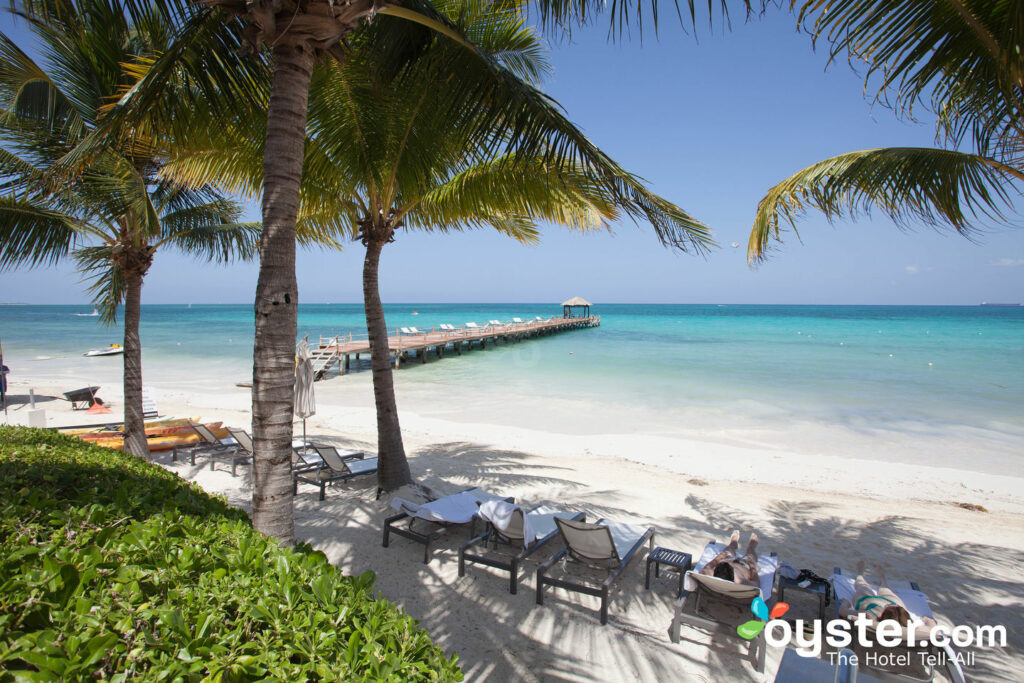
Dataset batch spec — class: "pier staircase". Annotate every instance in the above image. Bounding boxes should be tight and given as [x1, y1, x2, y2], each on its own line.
[310, 339, 342, 380]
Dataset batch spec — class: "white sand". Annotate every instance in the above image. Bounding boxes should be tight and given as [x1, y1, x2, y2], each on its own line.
[4, 371, 1023, 681]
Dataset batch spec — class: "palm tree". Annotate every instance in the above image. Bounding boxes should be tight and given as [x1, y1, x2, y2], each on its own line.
[165, 0, 713, 493]
[0, 0, 259, 457]
[747, 1, 1023, 262]
[97, 0, 736, 541]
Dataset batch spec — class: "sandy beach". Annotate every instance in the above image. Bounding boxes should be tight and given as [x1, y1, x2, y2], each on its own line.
[3, 369, 1022, 681]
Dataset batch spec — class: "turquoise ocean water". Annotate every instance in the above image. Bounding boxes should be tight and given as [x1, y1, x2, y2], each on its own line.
[2, 304, 1022, 463]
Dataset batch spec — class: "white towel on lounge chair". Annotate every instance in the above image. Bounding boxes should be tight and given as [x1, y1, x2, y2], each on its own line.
[391, 489, 504, 524]
[683, 541, 779, 601]
[830, 569, 933, 622]
[478, 500, 538, 547]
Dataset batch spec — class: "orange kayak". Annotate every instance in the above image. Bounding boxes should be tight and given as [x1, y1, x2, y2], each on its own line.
[61, 417, 200, 437]
[80, 423, 229, 452]
[75, 420, 219, 442]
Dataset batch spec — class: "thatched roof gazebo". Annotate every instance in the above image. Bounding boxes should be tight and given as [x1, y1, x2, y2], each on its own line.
[562, 296, 592, 319]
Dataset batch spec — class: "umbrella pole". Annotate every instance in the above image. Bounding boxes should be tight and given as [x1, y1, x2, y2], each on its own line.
[302, 418, 307, 449]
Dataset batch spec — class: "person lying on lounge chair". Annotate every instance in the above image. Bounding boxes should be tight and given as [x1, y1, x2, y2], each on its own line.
[839, 560, 938, 631]
[698, 530, 759, 588]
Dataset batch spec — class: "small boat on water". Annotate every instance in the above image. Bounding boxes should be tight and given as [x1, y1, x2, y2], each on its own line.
[84, 344, 124, 357]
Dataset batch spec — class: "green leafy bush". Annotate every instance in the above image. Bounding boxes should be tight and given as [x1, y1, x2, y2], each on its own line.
[0, 427, 461, 681]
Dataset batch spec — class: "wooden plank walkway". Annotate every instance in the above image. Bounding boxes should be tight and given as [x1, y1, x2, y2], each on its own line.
[311, 315, 600, 379]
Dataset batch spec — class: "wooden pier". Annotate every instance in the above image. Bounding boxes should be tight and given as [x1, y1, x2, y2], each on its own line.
[310, 316, 600, 379]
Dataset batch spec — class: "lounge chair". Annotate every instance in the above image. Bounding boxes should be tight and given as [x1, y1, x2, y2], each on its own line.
[829, 568, 966, 683]
[465, 322, 479, 329]
[667, 539, 779, 673]
[439, 323, 455, 331]
[536, 517, 654, 625]
[222, 427, 255, 476]
[408, 326, 422, 334]
[459, 501, 585, 594]
[399, 327, 412, 334]
[172, 421, 246, 474]
[384, 487, 512, 564]
[512, 317, 524, 324]
[292, 445, 376, 500]
[535, 316, 544, 321]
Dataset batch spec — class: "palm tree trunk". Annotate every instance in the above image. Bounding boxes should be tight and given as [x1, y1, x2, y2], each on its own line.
[363, 240, 413, 492]
[251, 44, 316, 545]
[121, 269, 149, 458]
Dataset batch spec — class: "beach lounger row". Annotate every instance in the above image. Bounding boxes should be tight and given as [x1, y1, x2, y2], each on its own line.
[382, 487, 654, 624]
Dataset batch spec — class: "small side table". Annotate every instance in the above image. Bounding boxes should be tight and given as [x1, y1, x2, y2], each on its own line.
[645, 547, 692, 597]
[778, 575, 832, 621]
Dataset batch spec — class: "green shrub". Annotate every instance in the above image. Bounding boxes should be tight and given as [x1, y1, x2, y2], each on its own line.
[0, 427, 461, 682]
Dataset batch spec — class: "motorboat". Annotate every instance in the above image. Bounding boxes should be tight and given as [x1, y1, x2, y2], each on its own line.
[84, 344, 124, 357]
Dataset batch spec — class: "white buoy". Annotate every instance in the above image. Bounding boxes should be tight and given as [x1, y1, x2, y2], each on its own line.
[928, 362, 933, 366]
[889, 354, 894, 358]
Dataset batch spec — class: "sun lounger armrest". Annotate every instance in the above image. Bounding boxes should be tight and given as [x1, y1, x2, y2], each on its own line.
[538, 545, 569, 574]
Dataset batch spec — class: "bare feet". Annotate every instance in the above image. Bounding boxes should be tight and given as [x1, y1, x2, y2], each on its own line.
[728, 530, 741, 546]
[746, 532, 759, 554]
[857, 559, 867, 575]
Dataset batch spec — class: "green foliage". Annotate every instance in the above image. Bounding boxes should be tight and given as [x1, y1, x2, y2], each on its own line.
[0, 427, 462, 682]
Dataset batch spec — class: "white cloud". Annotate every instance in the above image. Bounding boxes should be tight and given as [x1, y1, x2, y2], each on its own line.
[989, 258, 1024, 267]
[905, 265, 920, 275]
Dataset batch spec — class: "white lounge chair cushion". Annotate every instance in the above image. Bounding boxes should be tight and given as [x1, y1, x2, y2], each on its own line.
[392, 488, 505, 524]
[604, 520, 651, 560]
[684, 541, 779, 601]
[345, 457, 378, 475]
[830, 569, 933, 621]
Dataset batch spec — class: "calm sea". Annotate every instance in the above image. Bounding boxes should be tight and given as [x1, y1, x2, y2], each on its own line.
[2, 304, 1022, 464]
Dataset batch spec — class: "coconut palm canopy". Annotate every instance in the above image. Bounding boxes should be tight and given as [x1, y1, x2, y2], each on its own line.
[747, 0, 1023, 263]
[162, 0, 712, 491]
[0, 0, 261, 457]
[562, 296, 592, 307]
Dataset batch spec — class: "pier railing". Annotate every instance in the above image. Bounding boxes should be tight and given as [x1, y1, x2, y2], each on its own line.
[308, 315, 599, 378]
[315, 315, 599, 351]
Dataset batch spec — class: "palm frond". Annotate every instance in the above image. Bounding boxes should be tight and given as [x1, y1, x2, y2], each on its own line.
[792, 0, 1023, 151]
[160, 221, 262, 263]
[74, 243, 123, 324]
[748, 146, 1022, 264]
[0, 196, 88, 269]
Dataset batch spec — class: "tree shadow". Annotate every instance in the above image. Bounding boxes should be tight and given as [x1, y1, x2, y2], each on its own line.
[164, 435, 1024, 681]
[1, 393, 60, 407]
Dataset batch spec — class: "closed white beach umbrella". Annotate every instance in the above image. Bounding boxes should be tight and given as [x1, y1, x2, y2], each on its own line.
[294, 338, 316, 446]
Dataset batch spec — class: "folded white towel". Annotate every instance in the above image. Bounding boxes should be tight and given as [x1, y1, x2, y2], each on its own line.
[392, 490, 489, 524]
[478, 500, 537, 548]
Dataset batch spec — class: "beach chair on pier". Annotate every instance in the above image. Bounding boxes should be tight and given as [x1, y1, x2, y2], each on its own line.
[459, 501, 585, 594]
[828, 568, 966, 683]
[399, 327, 412, 334]
[384, 487, 512, 564]
[667, 539, 779, 673]
[293, 445, 377, 500]
[512, 317, 524, 324]
[464, 322, 479, 329]
[536, 517, 654, 625]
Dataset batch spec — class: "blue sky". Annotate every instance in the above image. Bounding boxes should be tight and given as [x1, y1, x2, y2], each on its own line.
[2, 9, 1022, 305]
